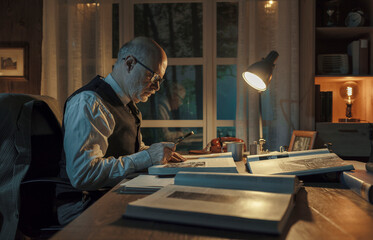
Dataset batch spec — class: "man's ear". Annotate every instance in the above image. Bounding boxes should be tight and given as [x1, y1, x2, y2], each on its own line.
[124, 55, 136, 73]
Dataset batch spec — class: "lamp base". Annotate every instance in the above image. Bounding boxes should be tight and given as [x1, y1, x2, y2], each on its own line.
[338, 118, 360, 123]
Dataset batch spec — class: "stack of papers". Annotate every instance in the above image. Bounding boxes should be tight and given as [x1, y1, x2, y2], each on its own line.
[119, 175, 174, 194]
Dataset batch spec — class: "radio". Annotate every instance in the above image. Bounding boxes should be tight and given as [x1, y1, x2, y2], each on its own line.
[317, 54, 349, 75]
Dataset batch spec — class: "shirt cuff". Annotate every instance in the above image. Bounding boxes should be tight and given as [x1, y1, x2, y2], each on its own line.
[127, 150, 152, 171]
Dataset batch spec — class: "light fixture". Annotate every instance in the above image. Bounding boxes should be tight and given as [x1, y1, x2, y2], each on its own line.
[339, 81, 360, 122]
[242, 50, 279, 153]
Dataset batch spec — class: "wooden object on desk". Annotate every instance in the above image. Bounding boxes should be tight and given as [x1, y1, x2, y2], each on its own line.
[51, 160, 373, 240]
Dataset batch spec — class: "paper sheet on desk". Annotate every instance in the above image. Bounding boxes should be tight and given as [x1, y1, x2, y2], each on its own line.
[119, 175, 174, 194]
[182, 152, 232, 160]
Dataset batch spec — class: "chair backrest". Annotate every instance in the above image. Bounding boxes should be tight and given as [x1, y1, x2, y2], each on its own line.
[0, 93, 64, 240]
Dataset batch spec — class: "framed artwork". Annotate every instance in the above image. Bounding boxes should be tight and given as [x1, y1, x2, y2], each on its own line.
[0, 42, 29, 81]
[288, 130, 317, 152]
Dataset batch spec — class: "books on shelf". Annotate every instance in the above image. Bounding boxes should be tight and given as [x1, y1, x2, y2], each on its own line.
[340, 169, 373, 204]
[347, 39, 369, 75]
[246, 148, 330, 162]
[124, 172, 300, 234]
[148, 157, 238, 175]
[119, 175, 174, 194]
[247, 153, 354, 176]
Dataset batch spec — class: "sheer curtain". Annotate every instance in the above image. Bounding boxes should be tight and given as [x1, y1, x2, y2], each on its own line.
[42, 0, 105, 106]
[236, 0, 299, 151]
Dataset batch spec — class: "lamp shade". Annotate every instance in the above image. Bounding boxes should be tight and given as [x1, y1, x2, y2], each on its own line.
[242, 50, 279, 91]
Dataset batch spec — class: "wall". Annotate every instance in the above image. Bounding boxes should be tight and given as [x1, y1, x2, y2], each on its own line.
[0, 0, 43, 94]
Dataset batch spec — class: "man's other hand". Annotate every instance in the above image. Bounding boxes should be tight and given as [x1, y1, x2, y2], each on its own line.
[146, 142, 186, 165]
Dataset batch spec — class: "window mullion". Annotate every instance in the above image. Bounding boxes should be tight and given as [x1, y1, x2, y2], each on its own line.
[203, 0, 216, 146]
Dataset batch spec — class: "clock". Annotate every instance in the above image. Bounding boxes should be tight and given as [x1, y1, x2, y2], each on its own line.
[345, 9, 365, 27]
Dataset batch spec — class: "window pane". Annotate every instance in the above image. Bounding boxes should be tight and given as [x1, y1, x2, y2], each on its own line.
[138, 65, 203, 120]
[112, 3, 119, 58]
[217, 65, 236, 120]
[134, 3, 202, 57]
[217, 127, 236, 137]
[216, 2, 238, 58]
[141, 127, 203, 154]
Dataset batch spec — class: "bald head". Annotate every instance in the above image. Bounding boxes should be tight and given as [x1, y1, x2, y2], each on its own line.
[116, 37, 166, 67]
[112, 37, 168, 103]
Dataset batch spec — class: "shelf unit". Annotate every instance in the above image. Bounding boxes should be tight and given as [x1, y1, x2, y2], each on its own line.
[300, 0, 373, 127]
[300, 0, 373, 159]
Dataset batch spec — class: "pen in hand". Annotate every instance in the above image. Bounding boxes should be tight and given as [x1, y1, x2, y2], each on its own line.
[174, 131, 194, 145]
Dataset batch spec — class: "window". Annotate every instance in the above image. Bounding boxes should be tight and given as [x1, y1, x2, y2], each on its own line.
[108, 0, 239, 153]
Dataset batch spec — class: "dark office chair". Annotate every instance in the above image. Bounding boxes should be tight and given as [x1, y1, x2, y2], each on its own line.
[0, 93, 73, 240]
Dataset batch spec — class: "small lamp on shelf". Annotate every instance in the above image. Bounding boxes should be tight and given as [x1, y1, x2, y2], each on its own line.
[339, 81, 360, 122]
[242, 50, 279, 153]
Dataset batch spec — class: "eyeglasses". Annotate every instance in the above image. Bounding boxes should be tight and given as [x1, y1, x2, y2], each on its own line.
[125, 57, 166, 85]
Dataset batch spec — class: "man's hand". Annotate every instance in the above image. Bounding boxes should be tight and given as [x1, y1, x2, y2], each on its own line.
[146, 142, 186, 165]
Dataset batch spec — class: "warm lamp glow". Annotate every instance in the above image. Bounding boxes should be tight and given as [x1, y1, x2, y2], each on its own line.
[242, 72, 267, 91]
[339, 81, 359, 121]
[339, 81, 358, 104]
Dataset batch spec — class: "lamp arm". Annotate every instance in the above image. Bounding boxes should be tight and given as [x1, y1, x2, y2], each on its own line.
[259, 92, 263, 140]
[258, 91, 266, 153]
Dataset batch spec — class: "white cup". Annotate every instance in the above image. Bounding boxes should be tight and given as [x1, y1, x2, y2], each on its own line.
[226, 142, 244, 162]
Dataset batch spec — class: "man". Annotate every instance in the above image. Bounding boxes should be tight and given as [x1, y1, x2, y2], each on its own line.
[59, 37, 185, 224]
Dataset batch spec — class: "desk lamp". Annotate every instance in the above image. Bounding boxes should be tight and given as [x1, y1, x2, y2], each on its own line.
[242, 50, 279, 153]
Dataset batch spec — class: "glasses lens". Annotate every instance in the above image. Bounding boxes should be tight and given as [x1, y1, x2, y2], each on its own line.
[151, 73, 164, 85]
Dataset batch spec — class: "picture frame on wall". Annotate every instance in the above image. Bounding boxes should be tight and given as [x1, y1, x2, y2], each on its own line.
[288, 130, 317, 152]
[0, 42, 29, 81]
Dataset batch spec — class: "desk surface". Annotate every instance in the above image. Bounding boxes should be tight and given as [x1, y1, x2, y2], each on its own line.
[51, 160, 373, 240]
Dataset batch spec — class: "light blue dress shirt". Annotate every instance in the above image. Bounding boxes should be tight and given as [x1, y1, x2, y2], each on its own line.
[63, 74, 151, 190]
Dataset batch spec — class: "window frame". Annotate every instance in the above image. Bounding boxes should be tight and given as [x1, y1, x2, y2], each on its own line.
[104, 0, 239, 147]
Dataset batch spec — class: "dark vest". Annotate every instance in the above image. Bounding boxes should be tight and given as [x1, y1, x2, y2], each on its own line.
[63, 75, 142, 158]
[57, 76, 142, 225]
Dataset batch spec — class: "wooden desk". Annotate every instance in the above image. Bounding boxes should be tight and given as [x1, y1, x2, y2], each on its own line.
[51, 161, 373, 240]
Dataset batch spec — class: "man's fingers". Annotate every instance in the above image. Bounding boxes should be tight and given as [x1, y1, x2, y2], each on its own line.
[173, 152, 186, 161]
[167, 152, 186, 162]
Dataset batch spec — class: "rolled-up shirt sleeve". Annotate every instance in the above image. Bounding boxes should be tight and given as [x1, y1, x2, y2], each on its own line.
[63, 91, 152, 191]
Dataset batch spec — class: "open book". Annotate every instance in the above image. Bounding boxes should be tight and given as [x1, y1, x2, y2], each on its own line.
[247, 153, 354, 176]
[182, 152, 232, 160]
[246, 148, 330, 162]
[148, 157, 238, 175]
[123, 172, 300, 234]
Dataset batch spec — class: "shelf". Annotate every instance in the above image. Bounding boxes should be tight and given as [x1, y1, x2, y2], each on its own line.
[315, 76, 373, 84]
[316, 27, 373, 39]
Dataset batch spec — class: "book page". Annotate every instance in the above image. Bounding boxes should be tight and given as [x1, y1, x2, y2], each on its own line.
[148, 157, 238, 175]
[182, 152, 232, 160]
[120, 175, 174, 188]
[125, 185, 294, 234]
[248, 153, 354, 175]
[127, 185, 292, 220]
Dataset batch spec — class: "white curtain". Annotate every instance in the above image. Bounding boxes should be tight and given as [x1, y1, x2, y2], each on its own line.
[236, 0, 299, 151]
[42, 0, 104, 106]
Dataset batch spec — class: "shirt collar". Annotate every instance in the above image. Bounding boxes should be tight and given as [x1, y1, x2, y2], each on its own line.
[104, 73, 131, 106]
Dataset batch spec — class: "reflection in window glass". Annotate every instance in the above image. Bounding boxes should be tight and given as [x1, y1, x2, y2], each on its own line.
[134, 3, 202, 57]
[138, 65, 203, 120]
[216, 2, 238, 58]
[217, 127, 236, 138]
[217, 65, 236, 120]
[141, 127, 203, 154]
